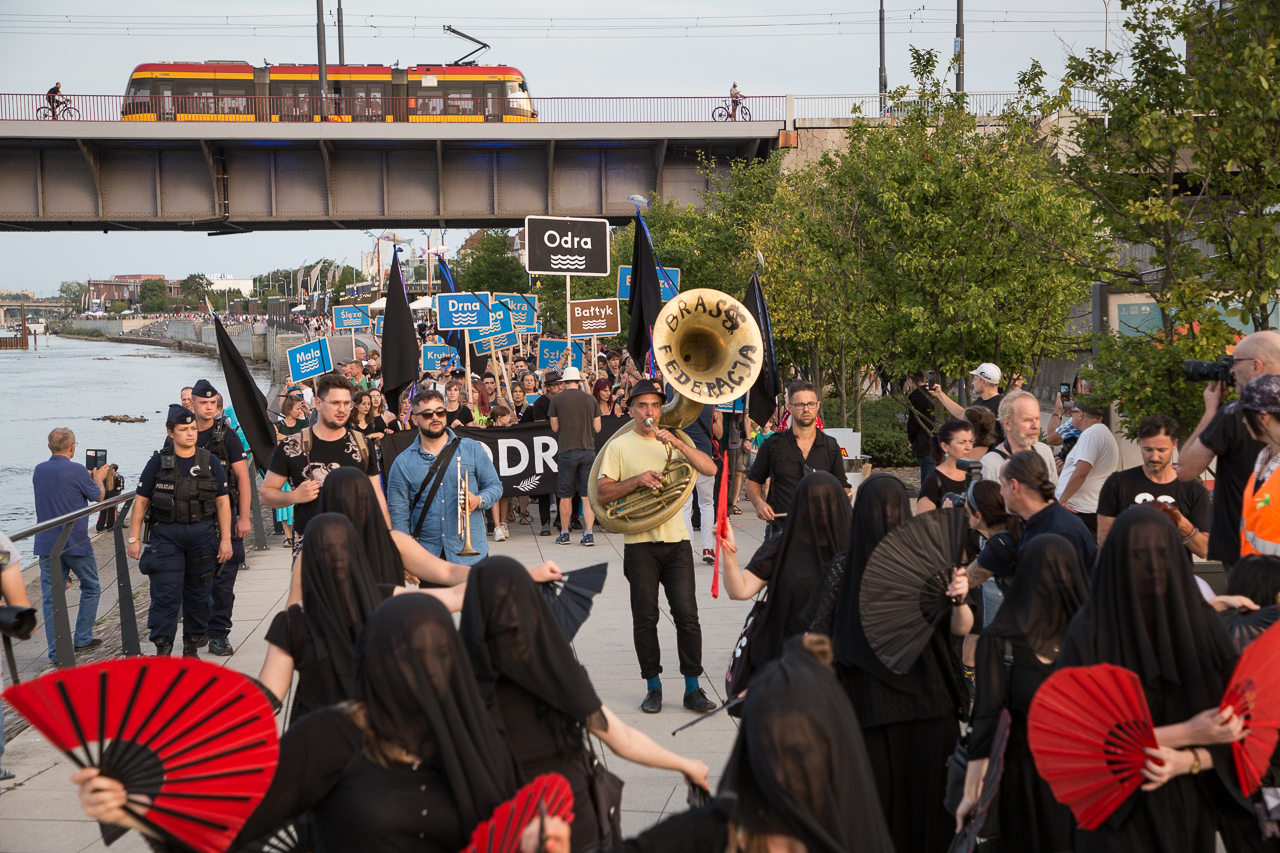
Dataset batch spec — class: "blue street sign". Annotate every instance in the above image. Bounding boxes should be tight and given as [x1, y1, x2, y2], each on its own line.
[493, 292, 540, 332]
[332, 305, 371, 330]
[374, 315, 384, 336]
[618, 266, 679, 301]
[474, 331, 519, 354]
[538, 339, 588, 371]
[435, 292, 491, 330]
[715, 395, 747, 413]
[421, 344, 459, 371]
[470, 302, 515, 343]
[286, 338, 333, 383]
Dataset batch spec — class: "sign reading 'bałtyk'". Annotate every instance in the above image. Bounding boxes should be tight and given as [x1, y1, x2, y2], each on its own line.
[568, 298, 621, 337]
[524, 216, 611, 277]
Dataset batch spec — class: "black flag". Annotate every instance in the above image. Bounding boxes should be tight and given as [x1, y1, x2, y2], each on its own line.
[381, 247, 420, 407]
[742, 270, 780, 426]
[627, 214, 665, 369]
[434, 257, 467, 358]
[209, 309, 276, 472]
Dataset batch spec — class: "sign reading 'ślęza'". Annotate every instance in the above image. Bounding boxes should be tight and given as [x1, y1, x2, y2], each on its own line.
[569, 298, 621, 337]
[286, 338, 333, 383]
[332, 305, 371, 330]
[524, 216, 611, 277]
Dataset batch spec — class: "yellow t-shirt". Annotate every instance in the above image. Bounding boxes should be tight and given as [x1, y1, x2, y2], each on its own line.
[599, 429, 690, 545]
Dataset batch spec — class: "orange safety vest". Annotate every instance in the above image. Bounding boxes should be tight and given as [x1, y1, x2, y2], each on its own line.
[1240, 463, 1280, 557]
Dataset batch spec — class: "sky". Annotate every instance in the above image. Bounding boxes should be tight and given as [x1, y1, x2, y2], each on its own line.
[0, 0, 1137, 296]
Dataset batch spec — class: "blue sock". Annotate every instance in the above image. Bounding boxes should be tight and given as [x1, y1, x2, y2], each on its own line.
[685, 675, 700, 694]
[646, 676, 662, 692]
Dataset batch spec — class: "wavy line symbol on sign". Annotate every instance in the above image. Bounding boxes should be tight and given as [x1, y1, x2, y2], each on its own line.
[514, 475, 541, 492]
[580, 319, 609, 331]
[454, 311, 480, 324]
[549, 254, 588, 269]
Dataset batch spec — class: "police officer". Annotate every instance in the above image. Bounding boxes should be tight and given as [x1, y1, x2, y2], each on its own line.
[127, 405, 233, 658]
[190, 379, 252, 657]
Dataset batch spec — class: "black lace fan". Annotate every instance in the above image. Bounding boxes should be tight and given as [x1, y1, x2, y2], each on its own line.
[1222, 604, 1280, 654]
[540, 563, 608, 640]
[859, 507, 968, 674]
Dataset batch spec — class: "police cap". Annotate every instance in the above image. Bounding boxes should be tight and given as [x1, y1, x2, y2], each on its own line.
[192, 379, 219, 399]
[167, 404, 196, 426]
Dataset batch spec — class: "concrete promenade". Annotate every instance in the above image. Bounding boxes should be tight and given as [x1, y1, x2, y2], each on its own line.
[0, 509, 762, 853]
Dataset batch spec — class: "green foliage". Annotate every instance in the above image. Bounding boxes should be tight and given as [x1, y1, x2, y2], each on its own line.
[180, 273, 211, 301]
[58, 326, 106, 338]
[108, 300, 129, 314]
[140, 279, 169, 314]
[58, 281, 87, 313]
[454, 229, 530, 296]
[857, 396, 917, 468]
[413, 264, 428, 282]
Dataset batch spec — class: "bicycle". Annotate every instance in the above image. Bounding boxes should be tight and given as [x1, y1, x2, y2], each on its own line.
[36, 98, 79, 121]
[711, 99, 751, 122]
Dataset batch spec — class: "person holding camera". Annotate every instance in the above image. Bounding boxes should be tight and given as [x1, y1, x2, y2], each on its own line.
[930, 362, 1006, 445]
[904, 371, 939, 485]
[1177, 330, 1280, 568]
[32, 428, 111, 664]
[0, 531, 31, 783]
[916, 419, 976, 514]
[1053, 400, 1119, 535]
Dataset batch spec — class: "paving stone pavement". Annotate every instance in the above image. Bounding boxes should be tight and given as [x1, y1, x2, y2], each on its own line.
[0, 505, 764, 853]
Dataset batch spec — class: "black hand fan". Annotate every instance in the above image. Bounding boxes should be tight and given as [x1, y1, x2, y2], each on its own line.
[541, 563, 608, 640]
[1222, 604, 1280, 654]
[948, 709, 1011, 853]
[3, 657, 279, 853]
[860, 507, 968, 674]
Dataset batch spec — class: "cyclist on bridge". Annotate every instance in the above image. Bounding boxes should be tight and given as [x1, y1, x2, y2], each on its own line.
[730, 81, 744, 120]
[46, 83, 62, 119]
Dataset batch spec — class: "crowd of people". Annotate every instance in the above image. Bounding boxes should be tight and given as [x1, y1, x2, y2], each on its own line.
[9, 327, 1280, 852]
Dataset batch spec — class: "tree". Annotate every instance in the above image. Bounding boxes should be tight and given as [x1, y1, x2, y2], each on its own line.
[140, 279, 169, 314]
[58, 280, 87, 313]
[454, 229, 529, 295]
[180, 273, 211, 303]
[109, 299, 129, 315]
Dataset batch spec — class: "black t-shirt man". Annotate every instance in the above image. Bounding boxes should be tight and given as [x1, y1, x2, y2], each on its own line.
[975, 393, 1005, 445]
[1097, 466, 1212, 551]
[906, 387, 936, 458]
[266, 430, 377, 536]
[524, 392, 553, 424]
[747, 429, 850, 516]
[1199, 408, 1265, 565]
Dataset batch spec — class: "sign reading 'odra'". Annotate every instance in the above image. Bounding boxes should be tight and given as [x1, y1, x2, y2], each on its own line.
[568, 298, 621, 337]
[524, 216, 611, 277]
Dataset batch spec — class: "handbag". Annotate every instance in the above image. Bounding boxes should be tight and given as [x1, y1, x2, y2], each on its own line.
[585, 734, 624, 849]
[725, 594, 768, 700]
[945, 639, 1014, 814]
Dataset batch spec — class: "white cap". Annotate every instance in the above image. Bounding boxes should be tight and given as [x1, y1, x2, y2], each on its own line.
[561, 366, 583, 382]
[970, 363, 1002, 384]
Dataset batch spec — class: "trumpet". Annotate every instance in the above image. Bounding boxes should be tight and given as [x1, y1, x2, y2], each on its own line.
[457, 456, 479, 557]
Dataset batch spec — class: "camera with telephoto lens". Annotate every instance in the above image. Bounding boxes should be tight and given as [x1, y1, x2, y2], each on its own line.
[0, 605, 37, 640]
[942, 458, 985, 509]
[1183, 356, 1234, 383]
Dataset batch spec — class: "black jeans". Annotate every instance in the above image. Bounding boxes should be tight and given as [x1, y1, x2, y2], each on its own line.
[623, 541, 702, 680]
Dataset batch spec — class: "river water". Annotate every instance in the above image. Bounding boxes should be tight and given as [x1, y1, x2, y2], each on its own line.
[0, 336, 271, 563]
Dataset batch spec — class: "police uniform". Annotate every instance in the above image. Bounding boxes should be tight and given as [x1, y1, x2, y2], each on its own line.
[190, 379, 248, 656]
[137, 405, 230, 657]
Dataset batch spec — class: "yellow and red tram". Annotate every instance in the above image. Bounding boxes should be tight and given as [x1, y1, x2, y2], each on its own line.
[121, 61, 535, 122]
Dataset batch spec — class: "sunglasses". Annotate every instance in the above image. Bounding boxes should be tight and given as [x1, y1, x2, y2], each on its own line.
[415, 408, 447, 419]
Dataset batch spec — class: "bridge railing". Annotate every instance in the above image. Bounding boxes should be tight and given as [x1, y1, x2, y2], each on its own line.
[0, 92, 1102, 124]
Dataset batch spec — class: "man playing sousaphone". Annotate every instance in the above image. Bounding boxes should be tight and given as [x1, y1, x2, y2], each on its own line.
[597, 380, 719, 715]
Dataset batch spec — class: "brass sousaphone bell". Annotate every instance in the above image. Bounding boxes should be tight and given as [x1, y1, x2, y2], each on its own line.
[588, 288, 764, 535]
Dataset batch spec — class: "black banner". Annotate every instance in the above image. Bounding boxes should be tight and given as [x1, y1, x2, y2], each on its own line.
[381, 415, 632, 498]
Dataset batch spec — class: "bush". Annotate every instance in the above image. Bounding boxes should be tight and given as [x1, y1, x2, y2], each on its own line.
[58, 326, 106, 338]
[859, 396, 919, 468]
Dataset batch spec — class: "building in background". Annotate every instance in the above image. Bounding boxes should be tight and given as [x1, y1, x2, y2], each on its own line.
[85, 274, 182, 308]
[206, 274, 254, 296]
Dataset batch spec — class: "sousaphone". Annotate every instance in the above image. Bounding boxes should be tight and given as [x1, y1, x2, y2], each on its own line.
[588, 288, 764, 535]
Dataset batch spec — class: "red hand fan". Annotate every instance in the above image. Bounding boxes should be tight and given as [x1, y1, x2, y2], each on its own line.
[1027, 664, 1157, 831]
[1220, 621, 1280, 796]
[462, 772, 575, 853]
[3, 657, 279, 853]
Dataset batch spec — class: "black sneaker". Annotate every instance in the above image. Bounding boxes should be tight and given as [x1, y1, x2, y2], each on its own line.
[571, 517, 583, 531]
[74, 638, 104, 651]
[209, 637, 234, 657]
[683, 687, 715, 713]
[640, 688, 663, 714]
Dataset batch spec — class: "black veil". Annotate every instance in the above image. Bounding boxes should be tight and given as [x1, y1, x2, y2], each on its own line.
[986, 533, 1089, 663]
[353, 594, 521, 830]
[298, 513, 385, 700]
[746, 472, 851, 669]
[317, 466, 404, 587]
[718, 637, 895, 853]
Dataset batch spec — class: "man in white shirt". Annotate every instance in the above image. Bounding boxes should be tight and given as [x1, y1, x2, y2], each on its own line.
[1055, 400, 1120, 535]
[981, 389, 1059, 486]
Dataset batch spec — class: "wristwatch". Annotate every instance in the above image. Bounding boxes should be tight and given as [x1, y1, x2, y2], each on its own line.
[127, 536, 139, 545]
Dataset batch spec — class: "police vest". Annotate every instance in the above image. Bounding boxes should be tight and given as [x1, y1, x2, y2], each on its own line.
[1241, 464, 1280, 558]
[203, 417, 240, 514]
[149, 447, 221, 524]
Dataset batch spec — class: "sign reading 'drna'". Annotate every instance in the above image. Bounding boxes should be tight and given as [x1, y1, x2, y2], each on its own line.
[524, 216, 611, 277]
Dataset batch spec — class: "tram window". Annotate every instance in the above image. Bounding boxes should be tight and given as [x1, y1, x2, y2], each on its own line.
[127, 82, 150, 98]
[447, 89, 475, 114]
[218, 85, 248, 115]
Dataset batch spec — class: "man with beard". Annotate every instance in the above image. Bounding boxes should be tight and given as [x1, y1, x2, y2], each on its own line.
[386, 389, 502, 564]
[261, 373, 383, 561]
[980, 389, 1059, 486]
[747, 380, 851, 540]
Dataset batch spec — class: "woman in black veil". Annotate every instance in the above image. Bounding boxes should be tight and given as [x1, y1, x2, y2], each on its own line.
[76, 594, 571, 852]
[956, 533, 1088, 852]
[461, 556, 710, 852]
[608, 635, 895, 853]
[823, 473, 970, 853]
[1056, 505, 1249, 853]
[718, 471, 851, 676]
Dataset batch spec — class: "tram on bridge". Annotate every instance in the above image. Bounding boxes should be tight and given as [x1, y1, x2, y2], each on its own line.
[120, 61, 536, 123]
